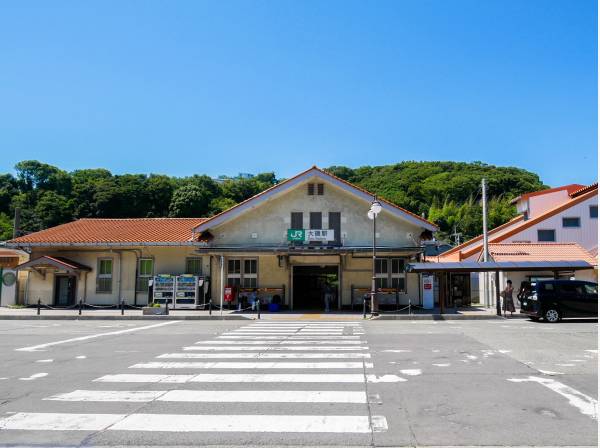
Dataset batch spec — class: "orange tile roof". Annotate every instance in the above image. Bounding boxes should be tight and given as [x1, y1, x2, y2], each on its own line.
[488, 243, 597, 265]
[510, 184, 585, 204]
[569, 183, 598, 198]
[8, 218, 208, 245]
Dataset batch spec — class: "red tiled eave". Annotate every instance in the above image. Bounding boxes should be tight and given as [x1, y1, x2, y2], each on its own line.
[7, 218, 208, 246]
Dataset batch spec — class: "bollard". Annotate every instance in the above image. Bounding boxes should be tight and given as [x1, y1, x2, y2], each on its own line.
[363, 296, 367, 319]
[165, 299, 169, 315]
[257, 298, 261, 320]
[408, 298, 412, 315]
[78, 299, 82, 316]
[37, 299, 41, 316]
[209, 299, 212, 316]
[120, 298, 124, 316]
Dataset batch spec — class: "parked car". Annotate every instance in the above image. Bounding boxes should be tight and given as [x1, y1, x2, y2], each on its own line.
[519, 280, 598, 322]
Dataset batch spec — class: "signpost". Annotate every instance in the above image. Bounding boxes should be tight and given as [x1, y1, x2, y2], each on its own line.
[287, 229, 334, 243]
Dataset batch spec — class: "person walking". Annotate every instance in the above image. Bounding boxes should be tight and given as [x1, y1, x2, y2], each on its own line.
[502, 279, 515, 316]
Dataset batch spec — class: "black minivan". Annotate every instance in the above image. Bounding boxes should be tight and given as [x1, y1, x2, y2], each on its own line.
[519, 280, 598, 322]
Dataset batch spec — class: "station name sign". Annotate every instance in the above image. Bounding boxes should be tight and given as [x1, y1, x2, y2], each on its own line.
[287, 229, 334, 242]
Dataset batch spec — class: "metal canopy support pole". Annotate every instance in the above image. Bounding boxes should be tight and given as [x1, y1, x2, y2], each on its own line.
[495, 270, 501, 316]
[220, 255, 224, 317]
[370, 208, 377, 316]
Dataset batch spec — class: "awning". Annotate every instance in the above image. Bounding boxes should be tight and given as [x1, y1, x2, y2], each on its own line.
[406, 260, 594, 273]
[16, 256, 92, 275]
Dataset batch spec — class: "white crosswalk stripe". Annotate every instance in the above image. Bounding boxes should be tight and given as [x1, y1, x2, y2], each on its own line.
[0, 320, 391, 440]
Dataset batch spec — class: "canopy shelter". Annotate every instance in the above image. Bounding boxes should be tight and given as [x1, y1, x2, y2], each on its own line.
[406, 260, 595, 315]
[16, 256, 91, 278]
[406, 260, 594, 273]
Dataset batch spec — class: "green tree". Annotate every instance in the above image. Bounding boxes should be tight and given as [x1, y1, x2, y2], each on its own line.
[33, 191, 73, 229]
[169, 184, 212, 217]
[0, 213, 12, 240]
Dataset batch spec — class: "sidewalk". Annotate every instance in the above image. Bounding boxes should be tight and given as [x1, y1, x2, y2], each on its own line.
[0, 306, 517, 320]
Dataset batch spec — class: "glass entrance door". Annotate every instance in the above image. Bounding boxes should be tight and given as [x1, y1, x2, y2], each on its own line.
[54, 275, 76, 306]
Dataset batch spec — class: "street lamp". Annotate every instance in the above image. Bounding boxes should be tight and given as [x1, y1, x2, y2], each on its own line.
[368, 196, 382, 316]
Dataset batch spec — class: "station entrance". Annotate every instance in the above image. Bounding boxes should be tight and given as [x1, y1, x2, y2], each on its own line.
[292, 265, 339, 310]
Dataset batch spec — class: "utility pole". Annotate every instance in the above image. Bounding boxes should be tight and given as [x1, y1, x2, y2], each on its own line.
[450, 225, 462, 246]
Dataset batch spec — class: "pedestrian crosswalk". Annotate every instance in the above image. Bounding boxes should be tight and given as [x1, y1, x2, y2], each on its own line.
[0, 320, 398, 441]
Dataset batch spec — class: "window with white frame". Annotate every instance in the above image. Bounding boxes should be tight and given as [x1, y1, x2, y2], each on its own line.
[185, 257, 203, 276]
[375, 258, 406, 291]
[96, 258, 113, 293]
[136, 258, 154, 292]
[227, 259, 242, 287]
[243, 259, 258, 288]
[590, 205, 598, 219]
[227, 258, 257, 288]
[537, 229, 556, 242]
[375, 258, 388, 289]
[562, 217, 581, 228]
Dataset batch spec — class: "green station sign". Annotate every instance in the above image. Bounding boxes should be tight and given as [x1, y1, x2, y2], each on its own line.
[287, 229, 305, 241]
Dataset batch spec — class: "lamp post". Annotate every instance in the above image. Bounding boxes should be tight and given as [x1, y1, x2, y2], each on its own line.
[368, 196, 382, 316]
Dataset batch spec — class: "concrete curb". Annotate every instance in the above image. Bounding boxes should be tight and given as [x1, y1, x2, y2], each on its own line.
[0, 315, 253, 320]
[372, 314, 510, 320]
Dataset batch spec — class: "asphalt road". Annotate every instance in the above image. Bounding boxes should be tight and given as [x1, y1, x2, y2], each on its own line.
[0, 317, 596, 447]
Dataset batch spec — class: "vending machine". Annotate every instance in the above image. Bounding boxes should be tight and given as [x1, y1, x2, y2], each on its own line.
[175, 275, 199, 309]
[152, 274, 175, 306]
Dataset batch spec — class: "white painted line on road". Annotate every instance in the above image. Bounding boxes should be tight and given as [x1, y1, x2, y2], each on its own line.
[432, 363, 450, 367]
[48, 389, 369, 404]
[382, 349, 411, 353]
[94, 373, 405, 383]
[15, 321, 181, 352]
[94, 374, 196, 383]
[0, 412, 125, 431]
[585, 349, 598, 354]
[157, 352, 371, 359]
[111, 413, 382, 433]
[183, 345, 369, 351]
[45, 390, 165, 402]
[0, 413, 385, 433]
[196, 340, 363, 345]
[76, 355, 87, 359]
[556, 363, 576, 367]
[537, 369, 564, 376]
[35, 359, 53, 363]
[130, 361, 373, 369]
[399, 369, 422, 376]
[218, 335, 360, 340]
[18, 373, 48, 381]
[508, 376, 598, 419]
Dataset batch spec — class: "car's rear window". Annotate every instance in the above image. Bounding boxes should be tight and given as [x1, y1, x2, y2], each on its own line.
[542, 283, 554, 291]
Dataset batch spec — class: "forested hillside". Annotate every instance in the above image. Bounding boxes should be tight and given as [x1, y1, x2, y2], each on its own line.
[0, 160, 546, 242]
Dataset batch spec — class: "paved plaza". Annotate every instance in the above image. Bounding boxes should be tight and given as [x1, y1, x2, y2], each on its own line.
[0, 317, 597, 447]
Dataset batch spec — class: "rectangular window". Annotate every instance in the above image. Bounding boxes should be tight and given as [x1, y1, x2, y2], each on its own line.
[375, 258, 406, 292]
[537, 229, 556, 242]
[307, 183, 315, 195]
[310, 212, 322, 229]
[185, 258, 202, 275]
[590, 205, 598, 219]
[328, 212, 341, 245]
[136, 258, 154, 292]
[96, 258, 113, 293]
[562, 217, 581, 228]
[227, 258, 257, 288]
[317, 183, 324, 195]
[291, 212, 303, 230]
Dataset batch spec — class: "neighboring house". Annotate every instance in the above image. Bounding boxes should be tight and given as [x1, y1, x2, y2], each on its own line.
[438, 183, 598, 305]
[7, 166, 438, 309]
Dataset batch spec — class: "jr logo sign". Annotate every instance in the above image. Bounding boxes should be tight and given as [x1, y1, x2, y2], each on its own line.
[287, 229, 305, 241]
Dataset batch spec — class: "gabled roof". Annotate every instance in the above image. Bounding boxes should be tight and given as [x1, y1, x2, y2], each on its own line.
[440, 186, 598, 261]
[194, 166, 438, 233]
[486, 243, 597, 265]
[510, 184, 585, 204]
[8, 218, 208, 246]
[16, 256, 92, 273]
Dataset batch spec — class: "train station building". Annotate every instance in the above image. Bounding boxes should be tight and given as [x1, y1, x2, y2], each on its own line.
[6, 166, 438, 311]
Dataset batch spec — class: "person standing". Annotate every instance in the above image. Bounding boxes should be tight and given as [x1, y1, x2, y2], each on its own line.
[502, 280, 515, 316]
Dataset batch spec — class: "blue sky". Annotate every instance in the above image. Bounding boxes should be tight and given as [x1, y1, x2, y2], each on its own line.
[0, 0, 597, 186]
